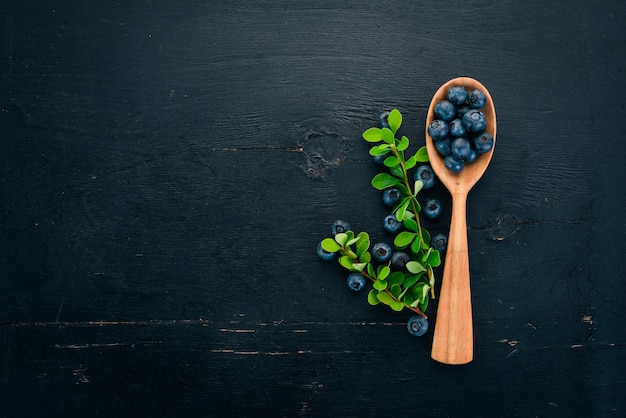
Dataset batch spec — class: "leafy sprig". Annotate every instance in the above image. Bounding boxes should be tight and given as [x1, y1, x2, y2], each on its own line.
[320, 109, 441, 318]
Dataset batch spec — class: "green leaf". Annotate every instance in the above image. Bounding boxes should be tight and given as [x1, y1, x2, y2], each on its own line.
[369, 145, 391, 156]
[406, 261, 427, 274]
[376, 291, 396, 306]
[367, 289, 380, 305]
[397, 135, 409, 151]
[390, 283, 402, 298]
[355, 232, 370, 257]
[403, 273, 424, 288]
[413, 180, 424, 196]
[394, 197, 411, 222]
[381, 127, 395, 144]
[339, 256, 354, 270]
[383, 156, 401, 167]
[377, 265, 390, 281]
[334, 232, 348, 246]
[422, 284, 431, 301]
[373, 279, 387, 291]
[352, 262, 367, 272]
[404, 156, 417, 170]
[346, 236, 361, 246]
[391, 301, 404, 311]
[394, 231, 417, 248]
[415, 146, 429, 162]
[403, 218, 418, 232]
[371, 173, 401, 190]
[404, 292, 416, 308]
[411, 236, 423, 253]
[388, 271, 405, 287]
[427, 250, 441, 267]
[419, 297, 429, 312]
[359, 252, 371, 263]
[321, 238, 341, 253]
[388, 109, 402, 134]
[362, 127, 383, 142]
[367, 263, 376, 278]
[389, 164, 404, 179]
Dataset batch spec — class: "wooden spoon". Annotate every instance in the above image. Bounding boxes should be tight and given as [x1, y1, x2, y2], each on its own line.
[425, 77, 497, 365]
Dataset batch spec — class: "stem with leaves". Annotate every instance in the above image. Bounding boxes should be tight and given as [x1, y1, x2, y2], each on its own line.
[320, 109, 441, 316]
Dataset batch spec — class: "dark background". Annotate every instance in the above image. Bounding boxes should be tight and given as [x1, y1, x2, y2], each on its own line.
[2, 1, 625, 417]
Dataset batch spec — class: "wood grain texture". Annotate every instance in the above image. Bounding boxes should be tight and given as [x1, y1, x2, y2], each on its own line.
[2, 1, 626, 417]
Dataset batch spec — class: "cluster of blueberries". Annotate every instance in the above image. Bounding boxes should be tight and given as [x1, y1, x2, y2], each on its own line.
[428, 86, 494, 173]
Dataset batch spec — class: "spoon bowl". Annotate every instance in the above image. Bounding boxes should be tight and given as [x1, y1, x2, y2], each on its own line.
[426, 77, 496, 365]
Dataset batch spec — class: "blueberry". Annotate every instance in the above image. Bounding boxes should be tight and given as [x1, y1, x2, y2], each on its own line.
[372, 242, 392, 263]
[444, 155, 464, 173]
[414, 165, 436, 190]
[317, 242, 336, 261]
[462, 109, 486, 132]
[382, 188, 402, 207]
[423, 198, 442, 219]
[472, 132, 494, 154]
[378, 111, 390, 128]
[407, 315, 429, 337]
[347, 273, 366, 291]
[447, 85, 468, 105]
[431, 233, 448, 251]
[331, 220, 351, 236]
[383, 214, 403, 234]
[391, 251, 410, 270]
[448, 118, 466, 138]
[466, 148, 479, 164]
[468, 89, 487, 109]
[428, 120, 449, 140]
[434, 100, 456, 122]
[433, 137, 452, 156]
[372, 154, 386, 164]
[451, 137, 472, 160]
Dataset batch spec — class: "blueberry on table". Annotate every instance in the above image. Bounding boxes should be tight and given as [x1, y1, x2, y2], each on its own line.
[378, 111, 390, 128]
[382, 188, 402, 207]
[428, 119, 449, 140]
[331, 220, 351, 236]
[372, 242, 392, 263]
[434, 100, 456, 121]
[431, 233, 448, 251]
[468, 89, 487, 108]
[448, 118, 466, 138]
[414, 165, 436, 190]
[391, 251, 410, 270]
[444, 155, 464, 173]
[347, 273, 366, 291]
[317, 242, 336, 261]
[447, 85, 468, 105]
[434, 136, 452, 156]
[451, 137, 472, 161]
[372, 154, 386, 164]
[383, 214, 403, 234]
[407, 315, 429, 337]
[472, 132, 494, 154]
[462, 109, 486, 132]
[423, 198, 442, 219]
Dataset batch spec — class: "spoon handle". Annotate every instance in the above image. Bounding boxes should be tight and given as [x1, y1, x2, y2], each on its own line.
[431, 192, 473, 365]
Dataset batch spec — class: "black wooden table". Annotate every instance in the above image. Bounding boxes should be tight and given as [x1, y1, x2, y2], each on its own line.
[2, 1, 625, 417]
